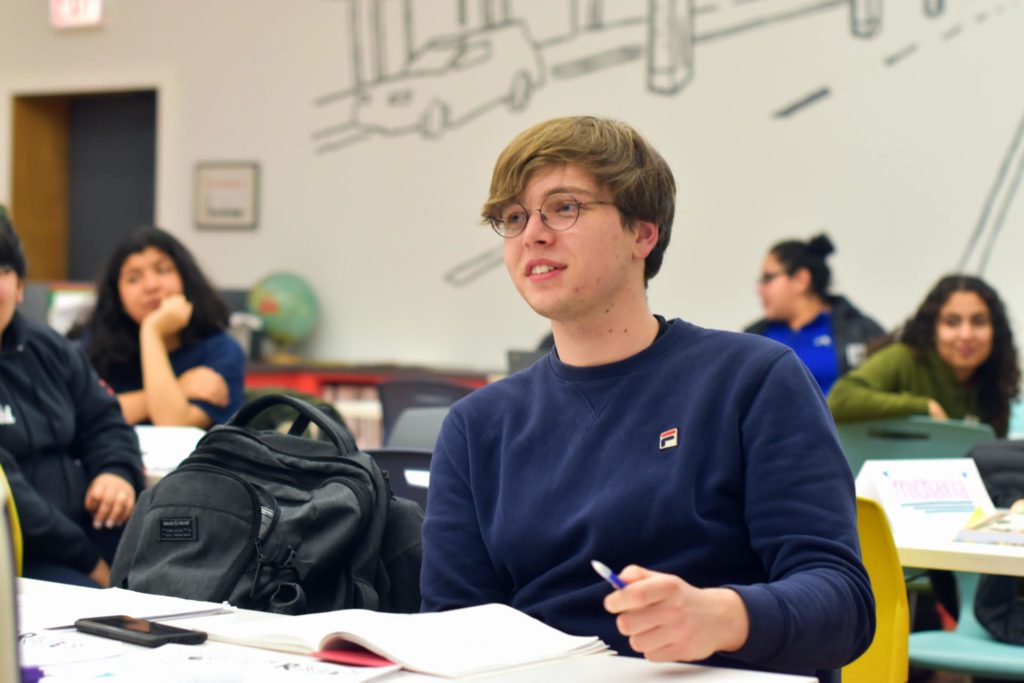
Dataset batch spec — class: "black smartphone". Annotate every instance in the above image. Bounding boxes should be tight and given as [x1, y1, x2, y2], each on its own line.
[74, 615, 208, 647]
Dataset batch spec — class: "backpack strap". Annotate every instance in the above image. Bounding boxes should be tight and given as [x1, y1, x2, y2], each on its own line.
[231, 393, 357, 454]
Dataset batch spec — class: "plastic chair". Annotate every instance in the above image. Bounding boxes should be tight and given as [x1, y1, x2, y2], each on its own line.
[908, 570, 1024, 679]
[0, 467, 20, 577]
[365, 448, 431, 510]
[0, 476, 21, 683]
[377, 379, 472, 445]
[385, 406, 450, 450]
[837, 416, 995, 478]
[844, 497, 909, 683]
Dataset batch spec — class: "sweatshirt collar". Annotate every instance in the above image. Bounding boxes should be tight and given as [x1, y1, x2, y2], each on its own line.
[546, 317, 689, 383]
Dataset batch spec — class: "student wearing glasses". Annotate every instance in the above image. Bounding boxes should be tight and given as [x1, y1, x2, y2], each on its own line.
[79, 227, 245, 428]
[0, 211, 143, 587]
[420, 117, 874, 683]
[745, 234, 884, 394]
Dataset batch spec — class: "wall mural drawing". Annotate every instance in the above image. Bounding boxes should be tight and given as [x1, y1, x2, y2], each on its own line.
[311, 0, 945, 157]
[958, 106, 1024, 275]
[310, 0, 1020, 289]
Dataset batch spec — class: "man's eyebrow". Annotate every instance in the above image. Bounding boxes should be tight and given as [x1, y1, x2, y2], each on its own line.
[543, 185, 596, 198]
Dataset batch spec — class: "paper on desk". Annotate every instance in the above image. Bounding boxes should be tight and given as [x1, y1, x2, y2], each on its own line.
[26, 641, 400, 683]
[19, 629, 124, 667]
[135, 425, 206, 473]
[17, 578, 231, 632]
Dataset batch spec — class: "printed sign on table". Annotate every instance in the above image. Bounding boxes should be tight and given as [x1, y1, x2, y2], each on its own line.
[855, 458, 995, 543]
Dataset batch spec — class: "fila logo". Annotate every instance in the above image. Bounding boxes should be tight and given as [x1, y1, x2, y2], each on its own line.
[659, 428, 678, 450]
[0, 405, 15, 426]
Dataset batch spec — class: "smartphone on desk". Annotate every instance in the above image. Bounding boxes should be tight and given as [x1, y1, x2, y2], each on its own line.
[75, 615, 207, 647]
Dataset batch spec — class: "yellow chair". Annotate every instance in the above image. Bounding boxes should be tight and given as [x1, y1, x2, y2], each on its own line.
[0, 466, 21, 576]
[843, 497, 909, 683]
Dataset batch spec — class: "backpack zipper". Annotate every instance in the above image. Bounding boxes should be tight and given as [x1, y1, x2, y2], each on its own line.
[162, 464, 265, 602]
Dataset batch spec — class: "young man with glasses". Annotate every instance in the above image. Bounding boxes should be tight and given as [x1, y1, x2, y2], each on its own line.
[420, 117, 874, 683]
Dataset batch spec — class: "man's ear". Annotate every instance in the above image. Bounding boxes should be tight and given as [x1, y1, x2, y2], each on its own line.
[633, 220, 659, 260]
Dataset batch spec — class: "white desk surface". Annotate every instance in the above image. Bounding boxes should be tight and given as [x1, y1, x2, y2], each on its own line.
[18, 580, 814, 683]
[898, 537, 1024, 576]
[378, 655, 815, 682]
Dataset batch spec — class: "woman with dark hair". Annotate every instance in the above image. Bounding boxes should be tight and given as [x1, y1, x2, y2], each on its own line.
[746, 233, 884, 394]
[81, 226, 245, 427]
[828, 274, 1020, 437]
[0, 210, 143, 587]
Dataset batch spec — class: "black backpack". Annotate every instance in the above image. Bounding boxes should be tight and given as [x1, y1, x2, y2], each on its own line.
[110, 394, 423, 615]
[967, 439, 1024, 645]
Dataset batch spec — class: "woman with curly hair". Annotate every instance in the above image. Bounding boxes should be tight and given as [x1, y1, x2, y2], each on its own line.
[81, 227, 246, 427]
[828, 274, 1020, 437]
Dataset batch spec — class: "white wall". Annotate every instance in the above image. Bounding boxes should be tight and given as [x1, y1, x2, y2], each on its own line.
[2, 0, 1023, 372]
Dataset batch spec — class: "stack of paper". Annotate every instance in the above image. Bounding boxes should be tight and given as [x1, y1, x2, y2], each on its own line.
[955, 508, 1024, 546]
[205, 603, 609, 678]
[17, 578, 231, 633]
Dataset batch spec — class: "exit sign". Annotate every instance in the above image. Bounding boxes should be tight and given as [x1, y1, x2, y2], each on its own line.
[50, 0, 103, 29]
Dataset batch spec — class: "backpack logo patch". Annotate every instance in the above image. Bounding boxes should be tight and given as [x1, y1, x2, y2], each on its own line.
[0, 405, 15, 426]
[659, 428, 678, 450]
[159, 518, 197, 541]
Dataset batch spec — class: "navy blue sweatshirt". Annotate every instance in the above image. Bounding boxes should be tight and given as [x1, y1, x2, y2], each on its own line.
[0, 312, 143, 573]
[421, 319, 874, 683]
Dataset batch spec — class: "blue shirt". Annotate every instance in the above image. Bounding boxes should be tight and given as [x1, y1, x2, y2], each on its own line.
[421, 319, 873, 683]
[104, 332, 246, 425]
[763, 312, 839, 394]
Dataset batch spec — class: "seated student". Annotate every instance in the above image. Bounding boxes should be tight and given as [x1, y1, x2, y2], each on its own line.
[81, 227, 246, 428]
[827, 274, 1020, 437]
[745, 234, 884, 394]
[420, 117, 874, 683]
[0, 213, 143, 587]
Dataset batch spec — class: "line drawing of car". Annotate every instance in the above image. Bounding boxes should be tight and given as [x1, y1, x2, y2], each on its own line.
[352, 20, 545, 140]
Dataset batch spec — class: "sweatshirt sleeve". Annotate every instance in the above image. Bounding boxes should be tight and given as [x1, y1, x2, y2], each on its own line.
[187, 333, 247, 426]
[420, 412, 509, 611]
[721, 351, 875, 671]
[827, 344, 932, 422]
[0, 445, 101, 573]
[65, 342, 145, 491]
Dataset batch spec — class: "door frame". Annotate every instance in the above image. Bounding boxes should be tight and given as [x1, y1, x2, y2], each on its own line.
[1, 69, 180, 244]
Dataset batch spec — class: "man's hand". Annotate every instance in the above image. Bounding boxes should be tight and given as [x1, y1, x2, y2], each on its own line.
[142, 294, 193, 338]
[84, 473, 136, 529]
[89, 558, 111, 588]
[927, 399, 949, 421]
[603, 565, 749, 662]
[178, 366, 230, 406]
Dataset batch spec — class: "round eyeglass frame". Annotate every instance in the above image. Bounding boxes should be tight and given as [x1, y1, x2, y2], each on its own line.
[488, 196, 616, 238]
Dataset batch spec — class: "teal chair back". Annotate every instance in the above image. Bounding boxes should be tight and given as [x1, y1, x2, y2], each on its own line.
[836, 416, 995, 477]
[908, 571, 1024, 679]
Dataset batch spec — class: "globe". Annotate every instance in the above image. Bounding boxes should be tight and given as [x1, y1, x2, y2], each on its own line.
[248, 272, 320, 351]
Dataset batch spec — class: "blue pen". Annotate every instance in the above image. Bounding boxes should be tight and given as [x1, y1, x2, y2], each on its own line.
[591, 560, 627, 590]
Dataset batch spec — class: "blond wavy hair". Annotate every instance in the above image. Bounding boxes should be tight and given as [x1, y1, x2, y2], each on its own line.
[482, 116, 676, 283]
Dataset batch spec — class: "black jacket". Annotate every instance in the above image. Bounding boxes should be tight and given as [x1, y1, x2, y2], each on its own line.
[0, 312, 143, 572]
[745, 295, 886, 376]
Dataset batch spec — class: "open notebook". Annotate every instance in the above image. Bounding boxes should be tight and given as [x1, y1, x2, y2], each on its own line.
[205, 603, 609, 678]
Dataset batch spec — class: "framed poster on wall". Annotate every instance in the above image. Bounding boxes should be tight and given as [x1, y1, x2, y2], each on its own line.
[194, 161, 259, 230]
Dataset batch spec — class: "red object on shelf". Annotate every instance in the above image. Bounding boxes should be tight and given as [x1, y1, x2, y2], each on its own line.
[245, 364, 487, 398]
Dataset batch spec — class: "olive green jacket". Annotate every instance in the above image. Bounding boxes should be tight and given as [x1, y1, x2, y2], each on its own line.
[827, 342, 978, 423]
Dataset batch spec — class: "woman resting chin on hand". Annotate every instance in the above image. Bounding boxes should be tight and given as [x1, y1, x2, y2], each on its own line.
[81, 227, 247, 428]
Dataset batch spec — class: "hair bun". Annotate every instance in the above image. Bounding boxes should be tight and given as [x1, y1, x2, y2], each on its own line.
[807, 233, 834, 258]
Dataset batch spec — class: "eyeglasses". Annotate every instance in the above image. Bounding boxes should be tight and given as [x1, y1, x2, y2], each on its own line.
[489, 194, 615, 238]
[758, 270, 788, 286]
